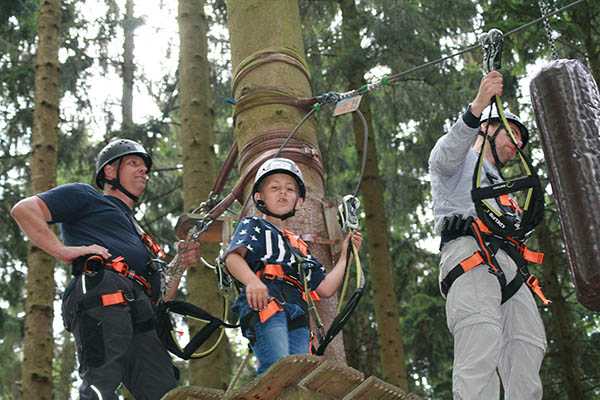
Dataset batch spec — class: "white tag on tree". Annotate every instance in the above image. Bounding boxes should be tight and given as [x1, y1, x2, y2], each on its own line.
[333, 95, 362, 116]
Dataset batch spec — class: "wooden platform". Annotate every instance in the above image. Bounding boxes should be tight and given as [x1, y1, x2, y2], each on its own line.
[162, 355, 421, 400]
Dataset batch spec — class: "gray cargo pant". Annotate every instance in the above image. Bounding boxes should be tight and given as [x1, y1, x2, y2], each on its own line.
[439, 236, 547, 400]
[62, 270, 177, 400]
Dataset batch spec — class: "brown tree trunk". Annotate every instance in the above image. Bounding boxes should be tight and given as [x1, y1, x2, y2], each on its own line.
[23, 0, 61, 398]
[226, 0, 345, 361]
[178, 0, 232, 388]
[122, 0, 135, 133]
[337, 0, 408, 389]
[536, 220, 586, 399]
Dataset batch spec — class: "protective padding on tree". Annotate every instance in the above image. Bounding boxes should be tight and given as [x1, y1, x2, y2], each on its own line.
[530, 59, 600, 311]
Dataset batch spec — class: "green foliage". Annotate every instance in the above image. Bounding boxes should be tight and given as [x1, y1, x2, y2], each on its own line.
[2, 0, 599, 397]
[300, 0, 600, 398]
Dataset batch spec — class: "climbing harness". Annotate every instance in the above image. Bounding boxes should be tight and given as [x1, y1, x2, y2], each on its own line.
[471, 28, 545, 240]
[73, 255, 152, 295]
[439, 215, 550, 305]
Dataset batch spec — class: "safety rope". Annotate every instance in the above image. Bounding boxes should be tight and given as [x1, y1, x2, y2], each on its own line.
[472, 28, 544, 240]
[306, 0, 584, 105]
[169, 0, 584, 357]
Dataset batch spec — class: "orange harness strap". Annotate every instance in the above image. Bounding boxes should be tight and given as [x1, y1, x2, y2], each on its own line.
[256, 262, 320, 323]
[459, 252, 485, 272]
[84, 255, 152, 295]
[441, 218, 550, 305]
[282, 228, 309, 256]
[100, 291, 128, 307]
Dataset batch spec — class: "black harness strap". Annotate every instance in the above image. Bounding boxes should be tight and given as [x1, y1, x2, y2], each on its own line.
[156, 300, 239, 360]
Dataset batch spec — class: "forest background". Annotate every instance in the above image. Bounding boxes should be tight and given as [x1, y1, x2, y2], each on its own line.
[1, 0, 599, 399]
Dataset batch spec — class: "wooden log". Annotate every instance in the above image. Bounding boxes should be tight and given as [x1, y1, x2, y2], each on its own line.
[224, 354, 322, 400]
[161, 386, 224, 400]
[298, 360, 364, 398]
[530, 59, 600, 311]
[343, 376, 419, 400]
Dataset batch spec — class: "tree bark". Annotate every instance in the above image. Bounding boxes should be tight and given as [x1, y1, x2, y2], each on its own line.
[54, 331, 76, 400]
[178, 0, 232, 388]
[337, 0, 408, 389]
[122, 0, 135, 133]
[226, 0, 345, 361]
[23, 0, 60, 398]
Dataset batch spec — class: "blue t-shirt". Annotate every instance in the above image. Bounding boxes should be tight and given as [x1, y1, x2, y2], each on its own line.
[38, 183, 155, 287]
[225, 217, 326, 328]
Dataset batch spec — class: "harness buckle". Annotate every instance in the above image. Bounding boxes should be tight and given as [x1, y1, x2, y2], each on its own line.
[123, 290, 135, 302]
[110, 256, 129, 274]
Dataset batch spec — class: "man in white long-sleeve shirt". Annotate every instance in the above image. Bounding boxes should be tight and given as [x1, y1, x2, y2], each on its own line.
[428, 71, 546, 400]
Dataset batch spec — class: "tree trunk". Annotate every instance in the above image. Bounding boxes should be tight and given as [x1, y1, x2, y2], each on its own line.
[337, 0, 408, 389]
[226, 0, 345, 361]
[122, 0, 135, 133]
[571, 3, 600, 83]
[536, 220, 586, 399]
[178, 0, 232, 388]
[23, 0, 60, 398]
[54, 331, 76, 400]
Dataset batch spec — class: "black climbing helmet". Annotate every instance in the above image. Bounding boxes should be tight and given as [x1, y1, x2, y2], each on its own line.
[480, 105, 529, 148]
[95, 138, 152, 189]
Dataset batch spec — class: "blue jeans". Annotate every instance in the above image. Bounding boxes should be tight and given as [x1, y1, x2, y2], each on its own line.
[252, 311, 310, 374]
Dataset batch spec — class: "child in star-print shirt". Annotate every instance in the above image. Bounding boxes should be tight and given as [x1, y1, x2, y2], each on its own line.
[223, 158, 361, 374]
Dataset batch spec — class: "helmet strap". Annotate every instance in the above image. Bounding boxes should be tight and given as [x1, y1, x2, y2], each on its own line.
[478, 125, 506, 171]
[255, 199, 297, 221]
[104, 159, 140, 203]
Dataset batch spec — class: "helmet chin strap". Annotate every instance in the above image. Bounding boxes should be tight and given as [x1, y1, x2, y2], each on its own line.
[479, 125, 506, 171]
[104, 159, 140, 203]
[255, 199, 298, 221]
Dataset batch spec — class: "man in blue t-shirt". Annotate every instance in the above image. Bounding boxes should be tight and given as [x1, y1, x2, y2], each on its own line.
[11, 138, 198, 400]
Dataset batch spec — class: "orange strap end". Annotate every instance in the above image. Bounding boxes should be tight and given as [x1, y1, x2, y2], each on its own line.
[522, 247, 544, 264]
[101, 291, 127, 307]
[474, 218, 492, 235]
[258, 299, 283, 323]
[527, 276, 551, 305]
[303, 290, 321, 302]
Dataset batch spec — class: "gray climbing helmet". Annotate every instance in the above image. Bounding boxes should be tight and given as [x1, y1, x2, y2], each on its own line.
[95, 138, 152, 189]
